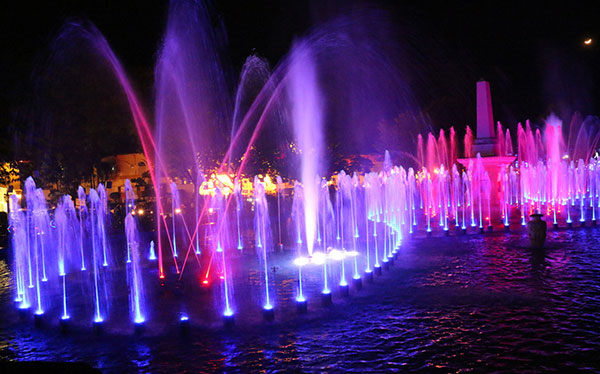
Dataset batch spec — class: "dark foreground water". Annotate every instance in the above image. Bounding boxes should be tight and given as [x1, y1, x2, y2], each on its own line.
[1, 228, 599, 373]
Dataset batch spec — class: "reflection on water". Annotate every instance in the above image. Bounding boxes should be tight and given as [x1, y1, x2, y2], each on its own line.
[1, 228, 599, 373]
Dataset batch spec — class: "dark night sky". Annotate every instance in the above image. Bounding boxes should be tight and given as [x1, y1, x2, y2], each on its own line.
[1, 0, 599, 158]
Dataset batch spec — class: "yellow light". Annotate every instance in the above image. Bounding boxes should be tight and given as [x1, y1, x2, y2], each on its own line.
[175, 208, 181, 214]
[137, 209, 144, 215]
[584, 38, 592, 45]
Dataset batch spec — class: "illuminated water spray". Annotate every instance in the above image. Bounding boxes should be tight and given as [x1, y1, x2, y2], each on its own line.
[254, 177, 274, 309]
[170, 182, 181, 258]
[289, 42, 323, 256]
[125, 197, 146, 325]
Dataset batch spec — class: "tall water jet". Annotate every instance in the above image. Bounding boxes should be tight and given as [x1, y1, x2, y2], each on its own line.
[288, 42, 323, 256]
[9, 195, 30, 310]
[234, 178, 243, 251]
[77, 186, 88, 271]
[196, 173, 205, 254]
[319, 178, 334, 301]
[88, 189, 110, 325]
[155, 0, 232, 278]
[124, 181, 146, 327]
[170, 182, 181, 259]
[276, 176, 283, 249]
[211, 188, 234, 321]
[254, 177, 275, 314]
[125, 180, 136, 263]
[55, 196, 77, 321]
[97, 183, 110, 267]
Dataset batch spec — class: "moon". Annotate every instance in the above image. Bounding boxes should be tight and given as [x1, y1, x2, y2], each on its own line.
[584, 38, 592, 45]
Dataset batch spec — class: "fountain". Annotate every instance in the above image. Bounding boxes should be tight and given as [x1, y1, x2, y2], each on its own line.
[9, 0, 600, 336]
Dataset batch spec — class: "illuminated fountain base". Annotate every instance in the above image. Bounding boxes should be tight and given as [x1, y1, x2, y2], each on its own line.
[457, 155, 517, 205]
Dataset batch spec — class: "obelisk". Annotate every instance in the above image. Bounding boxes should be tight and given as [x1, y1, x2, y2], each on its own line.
[472, 80, 496, 156]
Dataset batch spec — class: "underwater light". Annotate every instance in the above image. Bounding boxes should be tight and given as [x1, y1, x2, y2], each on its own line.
[18, 302, 30, 310]
[263, 304, 273, 311]
[223, 309, 234, 317]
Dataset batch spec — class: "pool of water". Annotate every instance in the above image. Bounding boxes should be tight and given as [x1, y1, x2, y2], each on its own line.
[1, 228, 599, 373]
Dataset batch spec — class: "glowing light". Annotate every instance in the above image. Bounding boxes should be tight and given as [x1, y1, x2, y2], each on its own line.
[61, 315, 70, 320]
[137, 209, 144, 215]
[202, 279, 209, 285]
[175, 208, 181, 214]
[346, 250, 359, 257]
[329, 249, 344, 261]
[208, 207, 214, 213]
[296, 296, 306, 302]
[294, 257, 309, 266]
[18, 302, 30, 310]
[263, 304, 273, 311]
[584, 38, 592, 45]
[311, 251, 326, 265]
[180, 315, 189, 321]
[223, 309, 234, 317]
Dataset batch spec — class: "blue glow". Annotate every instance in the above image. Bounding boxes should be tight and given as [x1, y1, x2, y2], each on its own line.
[263, 304, 273, 311]
[18, 302, 30, 310]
